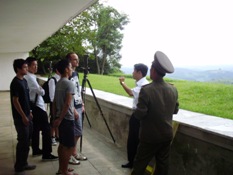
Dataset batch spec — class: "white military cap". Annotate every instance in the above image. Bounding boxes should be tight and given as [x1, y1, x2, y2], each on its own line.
[153, 51, 174, 75]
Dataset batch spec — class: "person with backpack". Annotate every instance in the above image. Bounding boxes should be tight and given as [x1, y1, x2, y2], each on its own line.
[41, 63, 61, 146]
[48, 66, 60, 146]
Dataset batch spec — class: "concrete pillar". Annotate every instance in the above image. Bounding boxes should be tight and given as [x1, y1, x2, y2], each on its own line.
[0, 52, 29, 91]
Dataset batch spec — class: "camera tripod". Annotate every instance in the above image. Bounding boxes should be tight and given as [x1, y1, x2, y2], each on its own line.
[79, 67, 115, 152]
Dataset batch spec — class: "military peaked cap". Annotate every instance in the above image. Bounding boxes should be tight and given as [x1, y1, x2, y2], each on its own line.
[153, 51, 174, 75]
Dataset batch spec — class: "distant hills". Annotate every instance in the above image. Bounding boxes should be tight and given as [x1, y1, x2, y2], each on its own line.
[121, 65, 233, 84]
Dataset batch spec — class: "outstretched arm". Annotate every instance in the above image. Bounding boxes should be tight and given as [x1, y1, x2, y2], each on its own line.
[119, 77, 133, 96]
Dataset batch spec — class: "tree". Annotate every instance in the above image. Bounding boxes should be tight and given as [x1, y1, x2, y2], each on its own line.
[30, 2, 129, 75]
[75, 3, 129, 74]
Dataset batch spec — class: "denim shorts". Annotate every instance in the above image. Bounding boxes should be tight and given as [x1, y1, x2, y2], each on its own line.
[59, 119, 75, 147]
[74, 107, 83, 137]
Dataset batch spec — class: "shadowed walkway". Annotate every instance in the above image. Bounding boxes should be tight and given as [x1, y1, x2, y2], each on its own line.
[0, 92, 131, 175]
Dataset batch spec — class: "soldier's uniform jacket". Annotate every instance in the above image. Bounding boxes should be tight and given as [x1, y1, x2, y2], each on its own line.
[134, 79, 179, 144]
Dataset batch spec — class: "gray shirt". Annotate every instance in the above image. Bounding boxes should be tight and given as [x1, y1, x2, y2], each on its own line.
[54, 77, 75, 120]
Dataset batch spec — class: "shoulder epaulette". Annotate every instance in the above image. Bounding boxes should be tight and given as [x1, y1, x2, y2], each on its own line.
[142, 83, 151, 88]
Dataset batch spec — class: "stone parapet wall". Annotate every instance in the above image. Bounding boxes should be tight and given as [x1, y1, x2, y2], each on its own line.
[83, 88, 233, 175]
[38, 77, 233, 175]
[83, 88, 133, 148]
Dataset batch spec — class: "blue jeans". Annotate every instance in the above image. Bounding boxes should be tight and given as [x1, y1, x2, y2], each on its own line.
[74, 107, 83, 137]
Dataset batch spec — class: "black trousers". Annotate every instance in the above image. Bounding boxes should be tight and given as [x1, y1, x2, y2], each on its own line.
[132, 140, 172, 175]
[14, 119, 33, 171]
[127, 113, 140, 164]
[31, 106, 52, 156]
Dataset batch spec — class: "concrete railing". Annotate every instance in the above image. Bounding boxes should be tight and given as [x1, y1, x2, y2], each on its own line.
[38, 77, 233, 175]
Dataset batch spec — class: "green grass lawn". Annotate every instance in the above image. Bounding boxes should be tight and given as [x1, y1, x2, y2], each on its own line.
[78, 73, 233, 120]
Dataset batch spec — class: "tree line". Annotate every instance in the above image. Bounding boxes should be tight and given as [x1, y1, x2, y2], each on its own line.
[30, 2, 129, 75]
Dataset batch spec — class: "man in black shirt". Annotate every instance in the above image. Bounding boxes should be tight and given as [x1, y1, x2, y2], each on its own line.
[10, 59, 36, 174]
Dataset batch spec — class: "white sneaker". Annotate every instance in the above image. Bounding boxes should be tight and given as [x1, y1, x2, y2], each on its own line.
[69, 156, 80, 165]
[51, 137, 57, 146]
[74, 153, 87, 161]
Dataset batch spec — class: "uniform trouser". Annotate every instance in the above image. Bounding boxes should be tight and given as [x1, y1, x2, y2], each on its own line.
[31, 106, 52, 156]
[127, 113, 140, 164]
[14, 119, 33, 171]
[131, 140, 172, 175]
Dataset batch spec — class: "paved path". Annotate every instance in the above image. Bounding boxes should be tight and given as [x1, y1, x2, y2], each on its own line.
[0, 92, 131, 175]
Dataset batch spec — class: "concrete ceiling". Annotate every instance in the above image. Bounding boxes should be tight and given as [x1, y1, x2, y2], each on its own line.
[0, 0, 97, 53]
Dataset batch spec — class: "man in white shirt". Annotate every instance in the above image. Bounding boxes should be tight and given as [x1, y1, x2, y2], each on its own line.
[119, 63, 149, 168]
[24, 57, 58, 161]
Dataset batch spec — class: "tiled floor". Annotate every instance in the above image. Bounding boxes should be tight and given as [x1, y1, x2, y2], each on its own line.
[0, 92, 131, 175]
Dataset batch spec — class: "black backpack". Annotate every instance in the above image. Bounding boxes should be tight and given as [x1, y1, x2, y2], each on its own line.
[42, 77, 57, 103]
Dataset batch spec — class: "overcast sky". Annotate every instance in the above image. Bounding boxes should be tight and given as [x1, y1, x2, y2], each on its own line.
[102, 0, 233, 69]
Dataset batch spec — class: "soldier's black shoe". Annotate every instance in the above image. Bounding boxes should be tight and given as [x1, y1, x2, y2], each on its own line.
[121, 162, 133, 169]
[24, 164, 36, 170]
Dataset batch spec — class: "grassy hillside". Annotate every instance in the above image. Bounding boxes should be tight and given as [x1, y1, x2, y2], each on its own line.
[79, 73, 233, 120]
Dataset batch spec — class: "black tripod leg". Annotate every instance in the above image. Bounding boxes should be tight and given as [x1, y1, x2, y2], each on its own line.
[86, 79, 115, 143]
[80, 112, 84, 153]
[79, 111, 92, 152]
[80, 74, 93, 152]
[81, 76, 91, 128]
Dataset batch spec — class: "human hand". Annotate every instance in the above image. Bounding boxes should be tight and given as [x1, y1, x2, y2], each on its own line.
[74, 109, 79, 120]
[119, 77, 125, 84]
[22, 116, 29, 126]
[53, 118, 61, 128]
[29, 111, 33, 120]
[82, 105, 85, 113]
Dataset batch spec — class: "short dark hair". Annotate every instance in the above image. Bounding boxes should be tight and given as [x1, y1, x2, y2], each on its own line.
[26, 57, 37, 66]
[13, 59, 26, 73]
[65, 52, 76, 61]
[134, 63, 148, 77]
[155, 68, 165, 77]
[53, 62, 58, 72]
[56, 59, 70, 74]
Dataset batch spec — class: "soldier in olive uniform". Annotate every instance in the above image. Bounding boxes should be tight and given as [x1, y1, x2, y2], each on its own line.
[131, 51, 179, 175]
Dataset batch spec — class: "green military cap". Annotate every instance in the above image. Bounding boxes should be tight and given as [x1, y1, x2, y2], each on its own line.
[153, 51, 174, 75]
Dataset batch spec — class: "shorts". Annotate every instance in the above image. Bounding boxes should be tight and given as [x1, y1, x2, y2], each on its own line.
[74, 107, 83, 137]
[59, 119, 75, 147]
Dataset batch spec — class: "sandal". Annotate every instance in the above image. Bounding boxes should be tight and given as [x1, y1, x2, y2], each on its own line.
[56, 172, 79, 175]
[67, 173, 79, 175]
[56, 168, 74, 175]
[68, 168, 74, 172]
